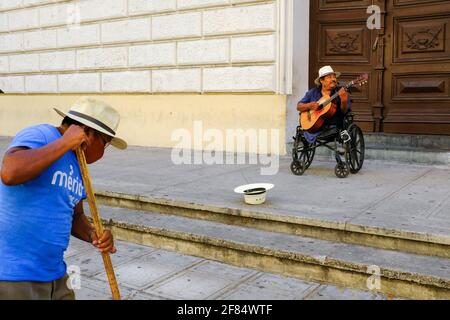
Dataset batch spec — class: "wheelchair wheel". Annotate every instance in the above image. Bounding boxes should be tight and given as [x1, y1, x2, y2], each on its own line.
[346, 124, 365, 174]
[290, 160, 305, 176]
[335, 162, 350, 178]
[291, 130, 315, 175]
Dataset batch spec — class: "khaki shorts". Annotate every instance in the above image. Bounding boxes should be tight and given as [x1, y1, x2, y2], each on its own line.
[0, 274, 75, 300]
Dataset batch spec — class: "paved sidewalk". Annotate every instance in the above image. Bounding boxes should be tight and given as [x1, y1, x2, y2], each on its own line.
[0, 136, 449, 241]
[66, 237, 389, 300]
[89, 148, 449, 239]
[0, 136, 448, 299]
[79, 146, 449, 240]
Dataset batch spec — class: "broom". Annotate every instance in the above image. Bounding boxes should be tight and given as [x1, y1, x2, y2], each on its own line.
[75, 147, 121, 300]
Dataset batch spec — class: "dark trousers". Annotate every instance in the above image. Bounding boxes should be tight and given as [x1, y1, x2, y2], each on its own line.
[0, 274, 75, 300]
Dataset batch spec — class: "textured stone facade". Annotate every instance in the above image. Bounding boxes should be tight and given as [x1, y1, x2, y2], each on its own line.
[0, 0, 280, 94]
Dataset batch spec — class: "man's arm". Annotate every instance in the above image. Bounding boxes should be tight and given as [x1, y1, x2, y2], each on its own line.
[71, 201, 117, 254]
[71, 200, 95, 243]
[297, 101, 320, 113]
[0, 125, 87, 186]
[297, 90, 320, 113]
[338, 88, 349, 113]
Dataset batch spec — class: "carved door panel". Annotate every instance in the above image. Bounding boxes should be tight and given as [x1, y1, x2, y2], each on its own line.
[383, 0, 450, 134]
[309, 0, 381, 132]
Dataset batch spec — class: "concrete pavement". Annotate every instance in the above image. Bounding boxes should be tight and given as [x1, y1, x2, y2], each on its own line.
[66, 237, 389, 300]
[2, 135, 448, 248]
[85, 146, 450, 244]
[1, 136, 449, 299]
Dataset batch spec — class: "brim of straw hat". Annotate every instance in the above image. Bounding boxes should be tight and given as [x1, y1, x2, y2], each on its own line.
[314, 71, 341, 86]
[53, 107, 127, 150]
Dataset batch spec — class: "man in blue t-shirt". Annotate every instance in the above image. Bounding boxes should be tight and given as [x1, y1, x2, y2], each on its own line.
[297, 66, 351, 142]
[0, 97, 127, 300]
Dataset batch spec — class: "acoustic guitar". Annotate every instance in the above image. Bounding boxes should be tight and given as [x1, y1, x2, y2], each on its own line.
[300, 74, 368, 133]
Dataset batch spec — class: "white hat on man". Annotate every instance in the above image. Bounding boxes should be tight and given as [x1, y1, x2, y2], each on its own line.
[315, 65, 341, 86]
[54, 97, 127, 150]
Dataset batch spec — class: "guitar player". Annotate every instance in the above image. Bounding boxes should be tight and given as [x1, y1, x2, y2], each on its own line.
[297, 65, 350, 143]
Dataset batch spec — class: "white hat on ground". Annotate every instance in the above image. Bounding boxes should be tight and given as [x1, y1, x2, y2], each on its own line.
[234, 183, 274, 205]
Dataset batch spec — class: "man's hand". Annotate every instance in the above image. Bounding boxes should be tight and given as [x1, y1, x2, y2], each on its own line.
[61, 125, 89, 151]
[309, 102, 320, 111]
[338, 87, 348, 103]
[91, 229, 117, 254]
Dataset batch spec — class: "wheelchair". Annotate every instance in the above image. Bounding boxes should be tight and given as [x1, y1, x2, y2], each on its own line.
[290, 112, 365, 178]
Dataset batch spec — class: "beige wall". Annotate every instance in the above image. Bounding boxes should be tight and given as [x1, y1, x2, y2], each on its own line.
[0, 94, 287, 155]
[0, 0, 298, 154]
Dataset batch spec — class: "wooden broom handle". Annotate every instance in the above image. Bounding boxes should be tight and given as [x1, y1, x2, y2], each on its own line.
[75, 148, 121, 300]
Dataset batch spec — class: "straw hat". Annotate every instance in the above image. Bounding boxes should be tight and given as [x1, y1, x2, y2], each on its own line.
[54, 97, 127, 150]
[234, 183, 274, 205]
[314, 65, 341, 86]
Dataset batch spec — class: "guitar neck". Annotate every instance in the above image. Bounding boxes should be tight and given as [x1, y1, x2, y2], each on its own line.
[319, 83, 352, 107]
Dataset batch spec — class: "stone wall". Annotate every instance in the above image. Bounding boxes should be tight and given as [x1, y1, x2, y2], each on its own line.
[0, 0, 281, 94]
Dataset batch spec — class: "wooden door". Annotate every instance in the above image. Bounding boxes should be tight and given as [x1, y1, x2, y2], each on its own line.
[310, 0, 450, 135]
[383, 0, 450, 135]
[309, 0, 381, 132]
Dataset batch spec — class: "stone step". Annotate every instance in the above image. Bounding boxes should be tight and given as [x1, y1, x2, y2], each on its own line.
[94, 190, 450, 259]
[363, 133, 450, 150]
[312, 145, 450, 165]
[90, 205, 450, 300]
[65, 238, 393, 300]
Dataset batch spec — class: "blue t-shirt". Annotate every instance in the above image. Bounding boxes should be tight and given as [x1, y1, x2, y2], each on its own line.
[0, 124, 86, 282]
